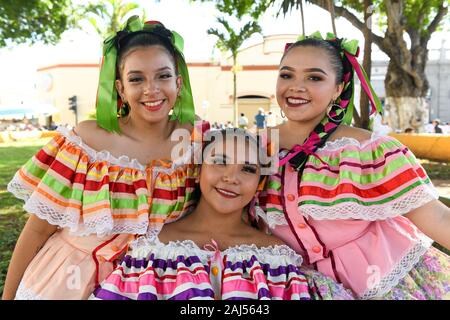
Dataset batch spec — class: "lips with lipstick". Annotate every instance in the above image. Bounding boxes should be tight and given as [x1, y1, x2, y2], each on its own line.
[286, 97, 311, 108]
[215, 187, 239, 199]
[142, 99, 165, 111]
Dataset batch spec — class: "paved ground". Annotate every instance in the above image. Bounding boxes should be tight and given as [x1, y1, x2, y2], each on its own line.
[432, 179, 450, 197]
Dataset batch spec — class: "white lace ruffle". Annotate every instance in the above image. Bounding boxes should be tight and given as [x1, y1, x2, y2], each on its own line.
[318, 114, 392, 152]
[360, 234, 433, 300]
[254, 183, 438, 225]
[7, 173, 149, 237]
[57, 126, 147, 171]
[57, 125, 195, 172]
[301, 183, 440, 221]
[15, 282, 46, 300]
[129, 235, 303, 267]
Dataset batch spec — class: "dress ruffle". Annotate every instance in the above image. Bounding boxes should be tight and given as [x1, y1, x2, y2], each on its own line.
[90, 236, 355, 300]
[7, 126, 200, 237]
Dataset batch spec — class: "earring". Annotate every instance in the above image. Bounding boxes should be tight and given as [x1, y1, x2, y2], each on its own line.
[280, 109, 285, 118]
[326, 100, 345, 122]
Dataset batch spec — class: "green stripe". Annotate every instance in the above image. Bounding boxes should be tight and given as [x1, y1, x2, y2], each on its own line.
[302, 154, 419, 186]
[24, 160, 48, 180]
[309, 139, 404, 165]
[268, 180, 281, 191]
[299, 179, 428, 207]
[41, 174, 83, 200]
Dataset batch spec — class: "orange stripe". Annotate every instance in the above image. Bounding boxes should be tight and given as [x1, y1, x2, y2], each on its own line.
[18, 169, 39, 187]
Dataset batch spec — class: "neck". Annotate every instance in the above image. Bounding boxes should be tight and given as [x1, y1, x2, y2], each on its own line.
[281, 112, 326, 146]
[185, 197, 247, 237]
[120, 113, 172, 143]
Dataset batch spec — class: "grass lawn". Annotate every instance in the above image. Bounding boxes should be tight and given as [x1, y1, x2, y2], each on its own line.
[0, 138, 449, 297]
[0, 138, 48, 295]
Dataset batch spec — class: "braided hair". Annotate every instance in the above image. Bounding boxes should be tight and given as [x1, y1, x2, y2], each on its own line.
[281, 37, 355, 172]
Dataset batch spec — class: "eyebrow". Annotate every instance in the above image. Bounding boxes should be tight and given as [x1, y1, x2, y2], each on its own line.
[279, 66, 328, 75]
[127, 66, 173, 75]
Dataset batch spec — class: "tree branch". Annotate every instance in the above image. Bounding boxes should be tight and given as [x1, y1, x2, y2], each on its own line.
[421, 3, 448, 46]
[308, 1, 387, 53]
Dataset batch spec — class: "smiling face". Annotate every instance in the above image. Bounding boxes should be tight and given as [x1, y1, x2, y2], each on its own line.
[199, 136, 261, 216]
[115, 45, 181, 124]
[276, 46, 343, 124]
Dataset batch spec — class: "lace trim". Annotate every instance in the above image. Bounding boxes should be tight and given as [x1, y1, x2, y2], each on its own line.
[57, 126, 196, 172]
[255, 183, 438, 226]
[360, 234, 433, 300]
[8, 173, 149, 237]
[15, 282, 46, 300]
[301, 184, 440, 221]
[318, 114, 392, 152]
[130, 236, 303, 266]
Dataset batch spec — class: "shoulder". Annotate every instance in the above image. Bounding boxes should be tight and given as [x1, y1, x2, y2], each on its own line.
[329, 125, 372, 143]
[245, 227, 286, 247]
[73, 120, 115, 150]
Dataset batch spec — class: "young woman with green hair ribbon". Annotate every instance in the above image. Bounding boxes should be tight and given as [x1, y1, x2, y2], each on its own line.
[251, 31, 449, 299]
[3, 15, 208, 300]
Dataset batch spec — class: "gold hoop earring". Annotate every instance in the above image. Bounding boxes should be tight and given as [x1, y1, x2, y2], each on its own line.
[280, 109, 285, 118]
[326, 101, 345, 122]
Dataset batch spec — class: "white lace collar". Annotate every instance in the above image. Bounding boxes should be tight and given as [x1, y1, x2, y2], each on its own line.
[57, 125, 196, 171]
[130, 235, 303, 265]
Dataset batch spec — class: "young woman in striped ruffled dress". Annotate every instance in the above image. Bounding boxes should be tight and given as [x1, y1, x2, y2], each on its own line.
[90, 128, 354, 300]
[2, 17, 206, 300]
[251, 33, 450, 300]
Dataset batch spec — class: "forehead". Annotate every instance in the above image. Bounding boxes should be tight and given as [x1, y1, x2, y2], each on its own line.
[281, 46, 334, 71]
[121, 45, 175, 70]
[205, 135, 259, 163]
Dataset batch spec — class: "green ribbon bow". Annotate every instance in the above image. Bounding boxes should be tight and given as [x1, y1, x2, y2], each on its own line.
[96, 15, 195, 133]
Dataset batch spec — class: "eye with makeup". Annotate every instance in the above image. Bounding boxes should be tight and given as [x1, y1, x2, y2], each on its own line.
[279, 72, 292, 80]
[242, 164, 258, 174]
[158, 72, 174, 80]
[128, 76, 144, 83]
[307, 74, 324, 81]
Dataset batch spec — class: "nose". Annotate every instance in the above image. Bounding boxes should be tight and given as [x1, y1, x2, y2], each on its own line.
[143, 80, 160, 95]
[222, 165, 239, 184]
[289, 80, 306, 93]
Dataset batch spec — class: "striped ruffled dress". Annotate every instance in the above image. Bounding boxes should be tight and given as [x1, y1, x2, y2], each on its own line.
[8, 124, 206, 299]
[253, 133, 449, 299]
[90, 236, 355, 300]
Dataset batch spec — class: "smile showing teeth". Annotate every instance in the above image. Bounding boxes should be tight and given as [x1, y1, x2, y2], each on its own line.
[215, 188, 239, 198]
[143, 100, 164, 107]
[287, 97, 310, 104]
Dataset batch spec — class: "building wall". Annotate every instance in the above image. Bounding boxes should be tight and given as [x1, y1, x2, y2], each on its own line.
[35, 35, 450, 127]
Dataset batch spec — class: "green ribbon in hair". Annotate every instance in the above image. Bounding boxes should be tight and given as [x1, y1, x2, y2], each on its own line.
[96, 15, 195, 133]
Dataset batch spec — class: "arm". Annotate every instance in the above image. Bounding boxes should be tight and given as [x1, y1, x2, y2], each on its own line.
[404, 199, 450, 250]
[2, 215, 57, 299]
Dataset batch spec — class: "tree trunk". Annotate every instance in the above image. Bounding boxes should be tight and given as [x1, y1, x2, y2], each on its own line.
[300, 0, 305, 36]
[233, 56, 238, 127]
[359, 0, 372, 129]
[384, 59, 429, 132]
[328, 0, 337, 36]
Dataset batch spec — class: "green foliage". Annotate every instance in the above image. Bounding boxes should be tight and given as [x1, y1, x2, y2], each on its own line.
[207, 18, 262, 59]
[0, 143, 43, 295]
[82, 0, 144, 38]
[0, 0, 77, 47]
[196, 0, 272, 19]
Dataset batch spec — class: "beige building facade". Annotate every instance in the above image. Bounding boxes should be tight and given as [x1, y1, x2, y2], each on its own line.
[36, 34, 298, 127]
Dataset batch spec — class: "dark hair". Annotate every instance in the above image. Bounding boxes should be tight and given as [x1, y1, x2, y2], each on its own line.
[282, 38, 344, 85]
[116, 26, 178, 78]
